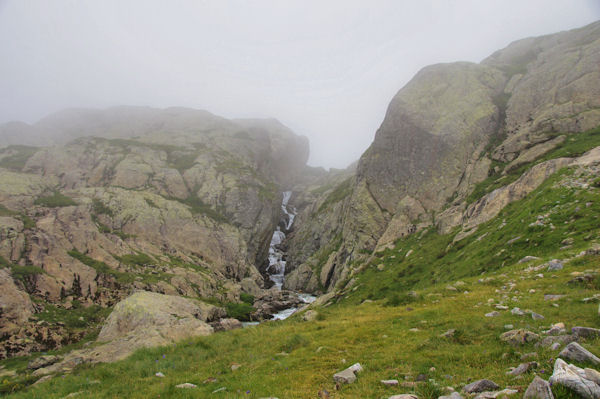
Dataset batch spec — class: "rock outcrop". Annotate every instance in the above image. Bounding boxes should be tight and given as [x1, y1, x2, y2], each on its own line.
[0, 106, 309, 357]
[285, 20, 600, 293]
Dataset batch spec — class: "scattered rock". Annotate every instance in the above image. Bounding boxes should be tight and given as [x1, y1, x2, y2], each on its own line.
[212, 387, 227, 393]
[572, 327, 600, 339]
[508, 362, 537, 376]
[463, 379, 500, 393]
[211, 318, 242, 332]
[381, 379, 399, 386]
[511, 308, 525, 316]
[155, 372, 165, 378]
[474, 389, 518, 399]
[333, 363, 362, 385]
[441, 329, 456, 338]
[559, 342, 600, 365]
[519, 256, 540, 264]
[523, 376, 553, 399]
[547, 260, 563, 271]
[302, 310, 318, 322]
[389, 395, 418, 399]
[521, 352, 538, 361]
[318, 388, 330, 398]
[537, 334, 577, 348]
[500, 329, 540, 345]
[551, 342, 561, 351]
[549, 358, 600, 399]
[231, 363, 242, 371]
[439, 393, 463, 399]
[416, 373, 428, 382]
[531, 312, 545, 320]
[495, 305, 509, 310]
[486, 311, 500, 317]
[27, 355, 60, 370]
[175, 383, 197, 389]
[32, 375, 53, 385]
[544, 295, 565, 301]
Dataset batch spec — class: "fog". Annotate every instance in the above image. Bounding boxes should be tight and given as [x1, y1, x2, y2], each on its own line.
[0, 1, 598, 168]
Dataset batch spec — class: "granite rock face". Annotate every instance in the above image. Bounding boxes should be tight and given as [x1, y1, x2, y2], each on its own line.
[0, 107, 309, 358]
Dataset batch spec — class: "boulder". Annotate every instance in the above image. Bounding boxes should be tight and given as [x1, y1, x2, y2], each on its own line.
[523, 376, 554, 399]
[559, 342, 600, 365]
[474, 389, 518, 399]
[547, 260, 563, 271]
[27, 355, 60, 370]
[439, 393, 463, 399]
[508, 362, 537, 376]
[572, 327, 600, 339]
[500, 329, 540, 345]
[463, 379, 500, 394]
[333, 363, 362, 384]
[549, 358, 600, 399]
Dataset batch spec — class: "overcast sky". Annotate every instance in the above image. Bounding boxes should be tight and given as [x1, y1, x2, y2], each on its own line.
[0, 1, 598, 168]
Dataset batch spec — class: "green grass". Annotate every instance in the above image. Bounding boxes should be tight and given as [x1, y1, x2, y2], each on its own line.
[68, 250, 135, 284]
[174, 195, 228, 223]
[318, 177, 352, 213]
[117, 252, 155, 267]
[34, 192, 77, 208]
[0, 146, 38, 171]
[467, 126, 600, 204]
[4, 253, 600, 398]
[225, 302, 255, 321]
[8, 265, 45, 282]
[36, 301, 113, 330]
[0, 204, 17, 216]
[352, 166, 599, 301]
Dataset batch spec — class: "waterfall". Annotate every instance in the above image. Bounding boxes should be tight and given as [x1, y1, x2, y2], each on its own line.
[266, 190, 296, 289]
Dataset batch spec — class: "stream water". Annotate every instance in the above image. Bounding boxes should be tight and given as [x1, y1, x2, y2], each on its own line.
[266, 191, 315, 320]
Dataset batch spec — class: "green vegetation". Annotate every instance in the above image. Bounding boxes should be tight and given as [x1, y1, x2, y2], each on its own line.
[4, 253, 600, 398]
[353, 166, 599, 301]
[174, 195, 228, 223]
[318, 177, 352, 213]
[225, 302, 255, 321]
[240, 293, 255, 305]
[468, 126, 600, 204]
[0, 146, 38, 171]
[36, 301, 112, 330]
[34, 192, 77, 208]
[0, 204, 17, 216]
[91, 198, 113, 216]
[8, 265, 45, 282]
[117, 252, 155, 267]
[68, 250, 134, 284]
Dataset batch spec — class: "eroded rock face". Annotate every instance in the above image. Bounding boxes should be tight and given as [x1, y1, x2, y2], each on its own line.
[0, 107, 310, 358]
[0, 269, 34, 336]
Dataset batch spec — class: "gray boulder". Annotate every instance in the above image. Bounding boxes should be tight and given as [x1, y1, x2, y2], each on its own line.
[523, 376, 554, 399]
[549, 359, 600, 399]
[559, 342, 600, 365]
[463, 379, 500, 393]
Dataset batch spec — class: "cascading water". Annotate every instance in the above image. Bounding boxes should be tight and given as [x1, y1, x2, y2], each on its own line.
[265, 191, 315, 320]
[266, 190, 296, 289]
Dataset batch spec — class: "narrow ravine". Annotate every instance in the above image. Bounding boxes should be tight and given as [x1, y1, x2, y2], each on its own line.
[266, 191, 315, 320]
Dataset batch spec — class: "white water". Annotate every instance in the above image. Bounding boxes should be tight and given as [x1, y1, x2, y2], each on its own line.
[264, 191, 316, 321]
[266, 190, 295, 289]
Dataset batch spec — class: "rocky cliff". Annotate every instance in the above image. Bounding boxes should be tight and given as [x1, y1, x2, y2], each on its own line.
[285, 20, 600, 293]
[0, 106, 309, 358]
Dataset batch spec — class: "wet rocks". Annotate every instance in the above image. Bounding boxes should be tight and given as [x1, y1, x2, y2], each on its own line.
[559, 342, 600, 365]
[463, 379, 500, 394]
[549, 359, 600, 399]
[523, 376, 554, 399]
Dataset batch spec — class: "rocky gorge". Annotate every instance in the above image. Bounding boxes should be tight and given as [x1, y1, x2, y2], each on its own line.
[0, 19, 600, 398]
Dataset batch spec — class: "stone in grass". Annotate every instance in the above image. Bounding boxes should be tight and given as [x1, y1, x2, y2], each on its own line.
[389, 395, 418, 399]
[485, 311, 500, 317]
[439, 393, 464, 399]
[547, 260, 563, 271]
[572, 327, 600, 339]
[500, 329, 540, 345]
[155, 372, 165, 377]
[523, 376, 553, 399]
[440, 329, 456, 338]
[474, 389, 518, 399]
[549, 359, 600, 399]
[559, 342, 600, 365]
[531, 312, 545, 320]
[333, 363, 363, 384]
[519, 256, 540, 264]
[27, 355, 60, 370]
[463, 379, 500, 393]
[175, 383, 197, 389]
[508, 362, 537, 376]
[381, 379, 399, 387]
[510, 308, 525, 316]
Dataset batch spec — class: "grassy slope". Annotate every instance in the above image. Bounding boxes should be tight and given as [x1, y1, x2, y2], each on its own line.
[3, 130, 600, 398]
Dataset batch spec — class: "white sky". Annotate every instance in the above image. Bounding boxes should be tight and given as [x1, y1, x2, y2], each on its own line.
[0, 1, 598, 168]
